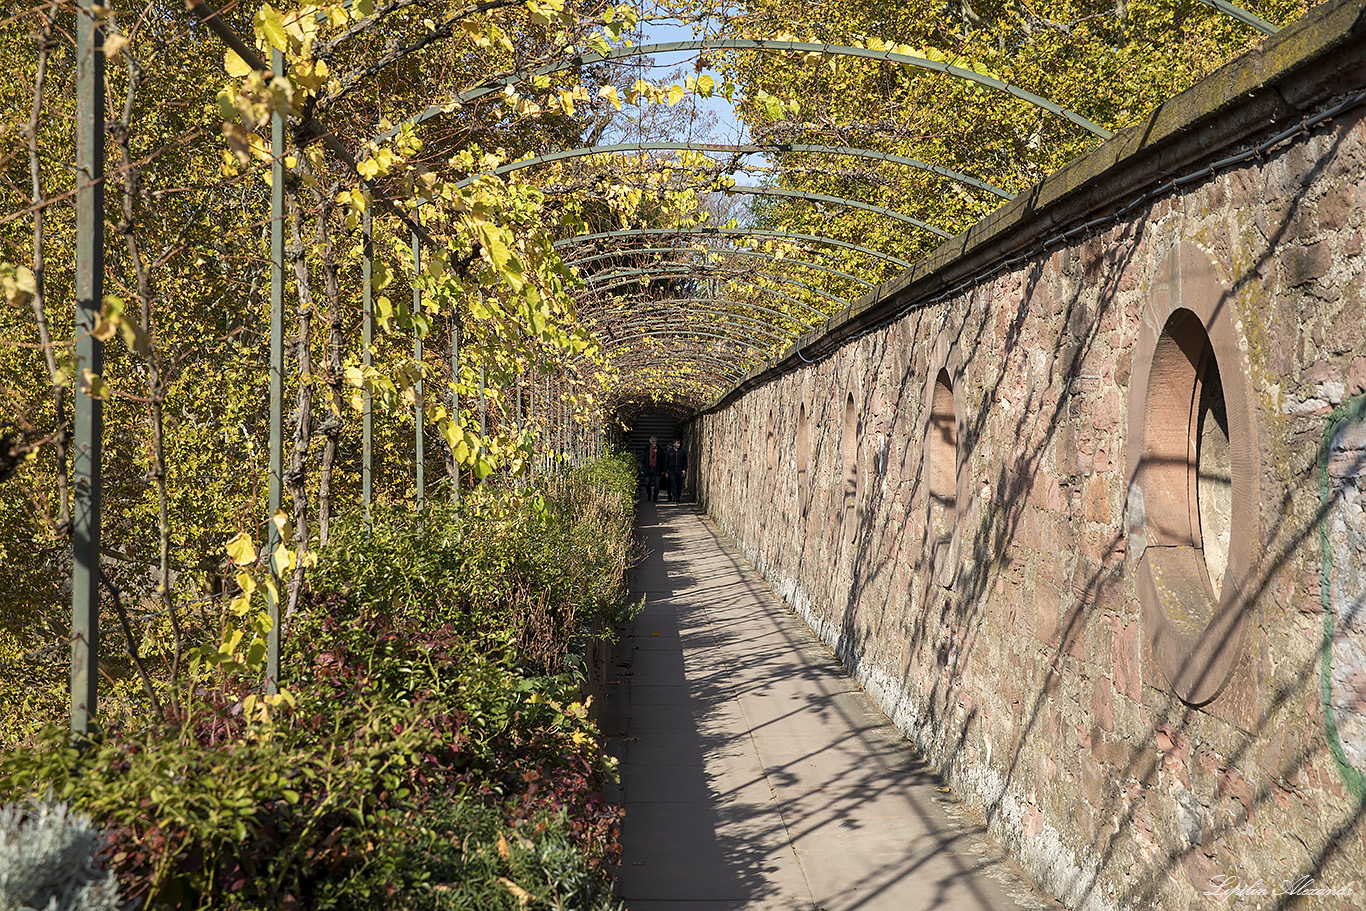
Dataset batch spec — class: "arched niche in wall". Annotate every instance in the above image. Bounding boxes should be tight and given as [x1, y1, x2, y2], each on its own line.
[1127, 241, 1260, 707]
[766, 406, 776, 473]
[842, 391, 861, 545]
[797, 400, 811, 518]
[924, 334, 964, 587]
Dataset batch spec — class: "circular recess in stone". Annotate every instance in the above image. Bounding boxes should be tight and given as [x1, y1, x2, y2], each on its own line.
[1127, 242, 1260, 707]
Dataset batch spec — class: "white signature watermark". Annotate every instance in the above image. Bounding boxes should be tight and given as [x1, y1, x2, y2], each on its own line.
[1205, 875, 1358, 903]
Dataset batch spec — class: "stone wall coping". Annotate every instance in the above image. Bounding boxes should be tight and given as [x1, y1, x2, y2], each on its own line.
[699, 0, 1366, 417]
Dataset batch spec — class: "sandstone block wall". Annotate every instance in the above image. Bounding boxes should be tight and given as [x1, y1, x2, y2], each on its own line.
[689, 5, 1366, 908]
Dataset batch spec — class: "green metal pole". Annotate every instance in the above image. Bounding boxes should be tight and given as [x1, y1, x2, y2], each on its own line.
[412, 229, 424, 510]
[514, 365, 523, 488]
[70, 0, 105, 737]
[478, 363, 486, 466]
[265, 46, 284, 697]
[362, 207, 373, 525]
[449, 311, 459, 505]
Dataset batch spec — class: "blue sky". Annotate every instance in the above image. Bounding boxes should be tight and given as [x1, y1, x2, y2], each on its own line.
[635, 16, 748, 142]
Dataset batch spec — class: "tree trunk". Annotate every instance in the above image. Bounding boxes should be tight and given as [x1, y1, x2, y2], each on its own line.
[284, 195, 315, 618]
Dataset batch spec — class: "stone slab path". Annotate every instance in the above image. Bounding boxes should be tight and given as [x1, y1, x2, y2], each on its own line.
[602, 502, 1063, 911]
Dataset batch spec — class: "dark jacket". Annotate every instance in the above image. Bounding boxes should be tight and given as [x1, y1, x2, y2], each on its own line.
[642, 445, 663, 475]
[663, 446, 687, 474]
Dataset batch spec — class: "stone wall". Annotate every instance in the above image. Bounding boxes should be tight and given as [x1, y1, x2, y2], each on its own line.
[689, 3, 1366, 908]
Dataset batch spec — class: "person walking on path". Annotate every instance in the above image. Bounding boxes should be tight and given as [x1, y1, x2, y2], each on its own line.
[664, 438, 688, 502]
[642, 437, 662, 502]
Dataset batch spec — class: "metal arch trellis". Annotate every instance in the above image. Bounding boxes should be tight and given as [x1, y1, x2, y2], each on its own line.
[603, 314, 798, 351]
[564, 246, 877, 290]
[608, 347, 748, 381]
[375, 39, 1114, 145]
[579, 272, 834, 323]
[581, 299, 813, 343]
[458, 142, 1013, 199]
[554, 227, 915, 270]
[583, 297, 816, 336]
[445, 157, 960, 238]
[57, 0, 1282, 735]
[71, 2, 1059, 734]
[612, 352, 743, 379]
[603, 344, 753, 385]
[580, 266, 844, 316]
[603, 326, 776, 361]
[608, 363, 746, 397]
[710, 186, 949, 237]
[543, 180, 952, 237]
[606, 360, 753, 409]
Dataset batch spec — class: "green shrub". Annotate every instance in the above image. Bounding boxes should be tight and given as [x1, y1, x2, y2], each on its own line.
[0, 455, 638, 909]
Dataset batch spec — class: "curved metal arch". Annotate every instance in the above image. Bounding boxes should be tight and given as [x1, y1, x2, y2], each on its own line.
[579, 271, 832, 322]
[604, 339, 756, 380]
[609, 395, 713, 420]
[605, 348, 755, 390]
[720, 185, 949, 236]
[584, 297, 814, 335]
[555, 227, 913, 270]
[581, 265, 845, 313]
[614, 355, 743, 385]
[602, 314, 797, 349]
[564, 246, 877, 289]
[376, 39, 1112, 144]
[609, 374, 740, 403]
[328, 1, 1277, 42]
[604, 327, 777, 363]
[609, 350, 746, 385]
[581, 300, 811, 341]
[545, 180, 949, 237]
[1195, 0, 1279, 33]
[463, 142, 1011, 199]
[611, 367, 740, 393]
[448, 159, 957, 236]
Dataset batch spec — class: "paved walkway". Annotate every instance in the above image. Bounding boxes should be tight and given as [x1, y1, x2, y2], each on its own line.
[603, 502, 1062, 911]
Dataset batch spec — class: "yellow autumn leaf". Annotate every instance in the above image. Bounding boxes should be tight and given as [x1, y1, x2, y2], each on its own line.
[1, 266, 36, 307]
[224, 48, 253, 77]
[225, 531, 257, 565]
[497, 878, 533, 910]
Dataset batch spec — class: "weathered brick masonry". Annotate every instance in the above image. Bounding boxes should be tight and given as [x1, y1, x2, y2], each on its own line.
[689, 2, 1366, 908]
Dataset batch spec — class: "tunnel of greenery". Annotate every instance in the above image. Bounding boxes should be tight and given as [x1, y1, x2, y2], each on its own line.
[0, 0, 1314, 905]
